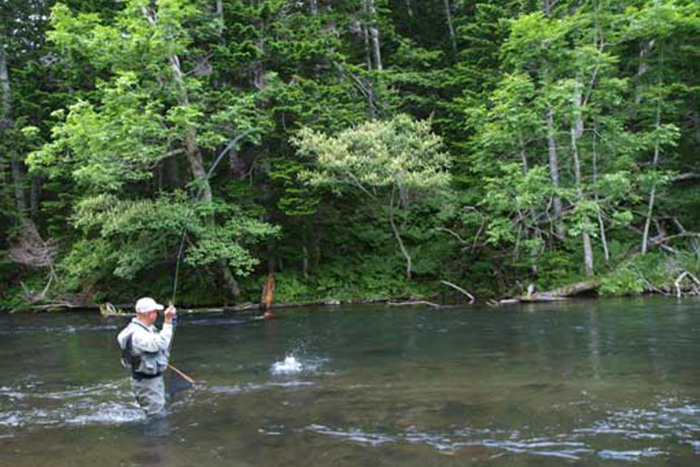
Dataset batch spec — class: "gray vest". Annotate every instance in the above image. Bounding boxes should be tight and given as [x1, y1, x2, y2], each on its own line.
[121, 321, 169, 377]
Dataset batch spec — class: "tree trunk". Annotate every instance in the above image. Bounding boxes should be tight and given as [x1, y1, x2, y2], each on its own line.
[546, 105, 565, 238]
[176, 57, 240, 297]
[592, 126, 609, 261]
[215, 0, 225, 46]
[309, 0, 318, 15]
[389, 189, 412, 281]
[641, 104, 661, 255]
[0, 43, 9, 118]
[253, 39, 265, 89]
[219, 257, 241, 301]
[30, 176, 40, 219]
[163, 156, 179, 188]
[367, 81, 377, 120]
[0, 42, 10, 121]
[543, 0, 552, 17]
[10, 159, 26, 214]
[228, 146, 247, 179]
[571, 90, 594, 278]
[405, 0, 414, 18]
[635, 40, 654, 107]
[443, 0, 457, 53]
[519, 137, 540, 275]
[362, 22, 372, 71]
[253, 45, 265, 90]
[145, 4, 241, 300]
[302, 245, 309, 279]
[163, 44, 211, 198]
[366, 0, 382, 71]
[359, 19, 377, 119]
[581, 230, 594, 277]
[1, 40, 26, 216]
[519, 135, 528, 175]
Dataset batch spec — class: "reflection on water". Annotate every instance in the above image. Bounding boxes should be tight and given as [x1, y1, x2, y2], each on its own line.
[1, 299, 700, 466]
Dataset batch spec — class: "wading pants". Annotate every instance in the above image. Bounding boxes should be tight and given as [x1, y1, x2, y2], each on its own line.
[131, 375, 166, 416]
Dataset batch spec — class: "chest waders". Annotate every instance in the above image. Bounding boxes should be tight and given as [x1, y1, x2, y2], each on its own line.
[120, 321, 163, 380]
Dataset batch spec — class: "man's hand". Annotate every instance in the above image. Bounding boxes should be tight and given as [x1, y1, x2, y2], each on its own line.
[164, 305, 177, 324]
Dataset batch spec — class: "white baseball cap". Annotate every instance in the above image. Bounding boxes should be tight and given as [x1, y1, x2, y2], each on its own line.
[135, 297, 165, 314]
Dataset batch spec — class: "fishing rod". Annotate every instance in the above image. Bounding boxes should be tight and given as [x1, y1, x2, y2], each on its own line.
[170, 129, 256, 305]
[166, 131, 256, 391]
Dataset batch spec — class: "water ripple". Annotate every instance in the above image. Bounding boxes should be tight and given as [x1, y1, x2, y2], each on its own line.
[306, 397, 700, 462]
[0, 379, 145, 431]
[0, 324, 120, 335]
[209, 380, 316, 394]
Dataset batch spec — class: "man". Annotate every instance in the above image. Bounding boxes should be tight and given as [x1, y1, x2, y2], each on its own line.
[117, 297, 176, 416]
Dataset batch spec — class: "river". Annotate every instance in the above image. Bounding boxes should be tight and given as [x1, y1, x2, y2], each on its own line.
[1, 298, 700, 466]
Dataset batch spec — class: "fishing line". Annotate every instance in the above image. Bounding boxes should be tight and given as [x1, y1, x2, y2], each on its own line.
[170, 130, 255, 305]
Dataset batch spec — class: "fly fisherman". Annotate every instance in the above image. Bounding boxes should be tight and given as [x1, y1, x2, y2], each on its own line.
[117, 297, 176, 417]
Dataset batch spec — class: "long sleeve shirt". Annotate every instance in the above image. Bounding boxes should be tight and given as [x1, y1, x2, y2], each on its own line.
[117, 318, 173, 375]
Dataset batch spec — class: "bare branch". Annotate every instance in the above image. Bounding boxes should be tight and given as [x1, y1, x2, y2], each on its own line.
[440, 280, 475, 303]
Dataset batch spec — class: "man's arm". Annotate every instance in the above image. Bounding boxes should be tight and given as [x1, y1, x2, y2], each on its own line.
[132, 306, 177, 353]
[116, 325, 132, 349]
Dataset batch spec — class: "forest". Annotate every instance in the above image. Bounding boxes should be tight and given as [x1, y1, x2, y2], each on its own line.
[1, 0, 699, 308]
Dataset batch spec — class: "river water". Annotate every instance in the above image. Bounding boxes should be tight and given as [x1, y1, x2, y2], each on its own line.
[1, 299, 700, 466]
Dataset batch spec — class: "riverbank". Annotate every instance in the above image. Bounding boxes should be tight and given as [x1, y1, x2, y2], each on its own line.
[4, 250, 700, 314]
[0, 288, 683, 315]
[1, 298, 443, 315]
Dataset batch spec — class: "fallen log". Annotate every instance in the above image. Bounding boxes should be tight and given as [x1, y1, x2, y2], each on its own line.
[499, 279, 600, 304]
[387, 300, 441, 308]
[9, 302, 101, 313]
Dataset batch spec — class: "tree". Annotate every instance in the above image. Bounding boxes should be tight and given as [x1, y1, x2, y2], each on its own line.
[295, 114, 451, 280]
[26, 0, 278, 302]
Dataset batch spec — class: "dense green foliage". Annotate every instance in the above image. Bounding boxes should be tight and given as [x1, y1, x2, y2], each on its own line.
[1, 0, 700, 308]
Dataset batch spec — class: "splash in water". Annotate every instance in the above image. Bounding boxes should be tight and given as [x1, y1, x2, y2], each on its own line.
[271, 355, 303, 375]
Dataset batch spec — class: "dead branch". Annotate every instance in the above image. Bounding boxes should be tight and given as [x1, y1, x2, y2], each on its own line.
[8, 219, 60, 304]
[650, 233, 700, 247]
[671, 173, 700, 183]
[434, 227, 468, 245]
[20, 271, 55, 303]
[99, 302, 129, 317]
[440, 280, 475, 303]
[675, 271, 700, 298]
[8, 219, 57, 269]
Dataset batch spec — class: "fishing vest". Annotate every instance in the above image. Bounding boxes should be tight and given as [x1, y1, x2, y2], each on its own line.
[119, 321, 169, 380]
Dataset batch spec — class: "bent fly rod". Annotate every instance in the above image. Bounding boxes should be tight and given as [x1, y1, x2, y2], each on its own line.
[170, 130, 256, 305]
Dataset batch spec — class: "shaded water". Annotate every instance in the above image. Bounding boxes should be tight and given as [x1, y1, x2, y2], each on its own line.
[2, 299, 700, 466]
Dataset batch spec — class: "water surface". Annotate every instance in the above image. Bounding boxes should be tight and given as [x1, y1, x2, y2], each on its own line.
[2, 299, 700, 466]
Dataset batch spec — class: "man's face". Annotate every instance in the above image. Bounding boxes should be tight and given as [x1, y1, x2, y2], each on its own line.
[143, 310, 159, 325]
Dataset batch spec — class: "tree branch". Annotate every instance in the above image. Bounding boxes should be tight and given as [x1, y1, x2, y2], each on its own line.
[440, 280, 475, 303]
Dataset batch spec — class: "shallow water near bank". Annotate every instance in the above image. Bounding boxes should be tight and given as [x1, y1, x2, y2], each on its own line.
[2, 298, 700, 466]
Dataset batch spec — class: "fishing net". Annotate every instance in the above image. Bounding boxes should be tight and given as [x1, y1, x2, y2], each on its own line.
[168, 367, 195, 398]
